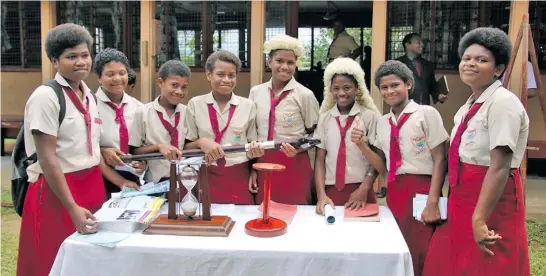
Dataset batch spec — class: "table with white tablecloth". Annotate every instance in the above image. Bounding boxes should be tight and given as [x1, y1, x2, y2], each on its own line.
[50, 205, 413, 276]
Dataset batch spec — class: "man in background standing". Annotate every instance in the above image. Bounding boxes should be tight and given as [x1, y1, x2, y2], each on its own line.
[327, 20, 362, 62]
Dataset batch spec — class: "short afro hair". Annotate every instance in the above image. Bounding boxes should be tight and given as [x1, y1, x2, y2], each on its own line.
[45, 23, 93, 61]
[128, 69, 137, 86]
[93, 48, 130, 77]
[205, 50, 241, 73]
[158, 60, 191, 80]
[374, 60, 414, 93]
[402, 33, 421, 50]
[458, 27, 512, 67]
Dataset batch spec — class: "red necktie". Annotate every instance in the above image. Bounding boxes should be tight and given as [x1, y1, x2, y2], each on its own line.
[268, 88, 291, 140]
[335, 115, 356, 191]
[448, 102, 483, 188]
[157, 111, 181, 149]
[105, 102, 129, 154]
[414, 58, 422, 77]
[207, 104, 236, 167]
[388, 113, 412, 183]
[64, 87, 93, 155]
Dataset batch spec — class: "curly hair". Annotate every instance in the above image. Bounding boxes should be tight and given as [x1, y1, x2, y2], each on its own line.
[45, 23, 93, 61]
[93, 48, 130, 77]
[402, 33, 421, 50]
[128, 69, 137, 86]
[205, 50, 241, 72]
[374, 60, 414, 95]
[458, 27, 512, 67]
[158, 60, 191, 80]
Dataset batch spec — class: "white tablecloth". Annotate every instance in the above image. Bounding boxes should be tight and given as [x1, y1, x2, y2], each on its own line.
[50, 205, 413, 276]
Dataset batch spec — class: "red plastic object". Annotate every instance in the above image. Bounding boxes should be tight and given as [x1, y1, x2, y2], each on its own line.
[245, 163, 287, 237]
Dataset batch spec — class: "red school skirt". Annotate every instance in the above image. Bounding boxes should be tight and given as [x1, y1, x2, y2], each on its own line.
[325, 183, 377, 206]
[386, 174, 435, 276]
[424, 163, 529, 276]
[255, 150, 313, 205]
[17, 166, 105, 276]
[207, 162, 254, 205]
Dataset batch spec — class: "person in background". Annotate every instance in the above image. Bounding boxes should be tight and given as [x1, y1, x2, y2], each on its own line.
[501, 60, 539, 98]
[17, 23, 110, 276]
[93, 48, 145, 198]
[126, 68, 137, 95]
[249, 34, 320, 205]
[327, 20, 362, 62]
[423, 27, 530, 276]
[396, 33, 447, 105]
[314, 57, 381, 214]
[367, 60, 449, 276]
[184, 50, 264, 204]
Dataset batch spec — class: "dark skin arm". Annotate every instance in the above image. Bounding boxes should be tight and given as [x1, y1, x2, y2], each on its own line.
[32, 131, 96, 234]
[472, 146, 513, 256]
[420, 142, 447, 224]
[315, 148, 334, 215]
[345, 166, 377, 210]
[131, 143, 182, 161]
[99, 156, 140, 191]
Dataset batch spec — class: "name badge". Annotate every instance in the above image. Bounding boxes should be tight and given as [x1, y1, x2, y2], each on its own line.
[94, 117, 103, 124]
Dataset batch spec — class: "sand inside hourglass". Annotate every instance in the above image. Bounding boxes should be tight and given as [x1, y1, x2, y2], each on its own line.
[180, 166, 198, 216]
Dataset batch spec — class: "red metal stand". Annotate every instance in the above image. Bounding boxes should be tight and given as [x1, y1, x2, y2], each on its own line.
[245, 163, 287, 238]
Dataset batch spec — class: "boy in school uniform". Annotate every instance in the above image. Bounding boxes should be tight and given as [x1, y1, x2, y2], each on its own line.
[313, 58, 382, 214]
[184, 50, 264, 204]
[248, 34, 320, 205]
[17, 23, 128, 276]
[94, 48, 144, 197]
[424, 27, 530, 276]
[365, 60, 448, 276]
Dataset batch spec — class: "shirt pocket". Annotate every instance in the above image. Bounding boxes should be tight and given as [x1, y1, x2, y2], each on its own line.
[228, 125, 245, 145]
[461, 115, 486, 151]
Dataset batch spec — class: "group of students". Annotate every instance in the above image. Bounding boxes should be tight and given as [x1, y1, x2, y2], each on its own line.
[17, 23, 529, 276]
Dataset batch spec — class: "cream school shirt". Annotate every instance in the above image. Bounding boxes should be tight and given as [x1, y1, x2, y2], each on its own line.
[373, 100, 448, 176]
[24, 73, 102, 182]
[184, 92, 258, 166]
[129, 97, 187, 183]
[314, 103, 379, 185]
[249, 77, 319, 141]
[451, 80, 529, 168]
[96, 87, 143, 149]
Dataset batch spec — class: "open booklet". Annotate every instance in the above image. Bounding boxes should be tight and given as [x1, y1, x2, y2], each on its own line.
[93, 196, 167, 233]
[413, 194, 448, 221]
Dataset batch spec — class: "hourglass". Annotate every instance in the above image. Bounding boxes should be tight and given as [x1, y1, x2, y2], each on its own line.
[179, 165, 199, 219]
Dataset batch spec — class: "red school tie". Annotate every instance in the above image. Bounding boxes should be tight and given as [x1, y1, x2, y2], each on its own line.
[64, 87, 93, 155]
[334, 115, 356, 191]
[105, 102, 129, 154]
[414, 57, 422, 77]
[207, 104, 236, 167]
[267, 88, 291, 141]
[387, 113, 412, 183]
[157, 111, 181, 149]
[448, 102, 483, 188]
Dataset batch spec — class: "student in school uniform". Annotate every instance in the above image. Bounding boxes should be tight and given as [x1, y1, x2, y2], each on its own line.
[184, 50, 264, 205]
[94, 48, 145, 198]
[365, 60, 448, 276]
[16, 23, 131, 276]
[129, 60, 223, 186]
[248, 34, 320, 205]
[423, 27, 530, 276]
[313, 57, 382, 214]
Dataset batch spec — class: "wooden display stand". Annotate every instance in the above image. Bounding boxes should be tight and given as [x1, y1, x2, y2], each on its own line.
[143, 162, 235, 237]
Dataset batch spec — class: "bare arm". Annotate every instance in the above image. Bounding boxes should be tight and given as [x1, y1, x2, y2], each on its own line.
[131, 144, 162, 155]
[472, 146, 513, 225]
[427, 142, 447, 205]
[314, 148, 327, 199]
[357, 144, 387, 174]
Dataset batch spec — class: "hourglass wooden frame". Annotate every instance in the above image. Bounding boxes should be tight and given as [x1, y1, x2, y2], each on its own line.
[143, 160, 235, 237]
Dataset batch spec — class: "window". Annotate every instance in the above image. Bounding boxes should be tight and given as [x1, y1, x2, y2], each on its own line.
[57, 1, 141, 68]
[211, 1, 250, 68]
[530, 1, 546, 69]
[265, 1, 287, 41]
[1, 1, 41, 68]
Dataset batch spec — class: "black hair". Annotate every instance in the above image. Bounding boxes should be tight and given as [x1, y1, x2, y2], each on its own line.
[402, 33, 421, 50]
[128, 69, 137, 86]
[93, 48, 130, 77]
[158, 60, 191, 80]
[45, 23, 93, 60]
[458, 27, 512, 68]
[374, 60, 414, 92]
[205, 50, 241, 72]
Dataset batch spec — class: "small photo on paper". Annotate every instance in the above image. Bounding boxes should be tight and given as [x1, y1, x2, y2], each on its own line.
[116, 210, 140, 221]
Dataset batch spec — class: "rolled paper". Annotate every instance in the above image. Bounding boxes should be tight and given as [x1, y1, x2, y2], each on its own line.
[324, 205, 336, 224]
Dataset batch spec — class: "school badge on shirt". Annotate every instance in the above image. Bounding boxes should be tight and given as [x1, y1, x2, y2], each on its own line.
[411, 135, 426, 153]
[282, 112, 295, 128]
[230, 126, 244, 145]
[465, 129, 476, 146]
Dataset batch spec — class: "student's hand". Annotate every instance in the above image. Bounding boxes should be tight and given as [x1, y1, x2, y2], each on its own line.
[248, 169, 258, 193]
[101, 147, 125, 166]
[472, 221, 502, 256]
[129, 161, 147, 175]
[121, 181, 141, 191]
[158, 143, 182, 161]
[280, 143, 298, 158]
[345, 186, 368, 210]
[421, 202, 441, 225]
[68, 205, 98, 234]
[438, 94, 448, 103]
[247, 141, 265, 159]
[199, 138, 225, 165]
[316, 195, 335, 215]
[350, 117, 368, 148]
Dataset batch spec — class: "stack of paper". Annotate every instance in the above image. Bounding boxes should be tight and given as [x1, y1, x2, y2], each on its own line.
[69, 231, 131, 248]
[94, 196, 167, 233]
[413, 194, 448, 221]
